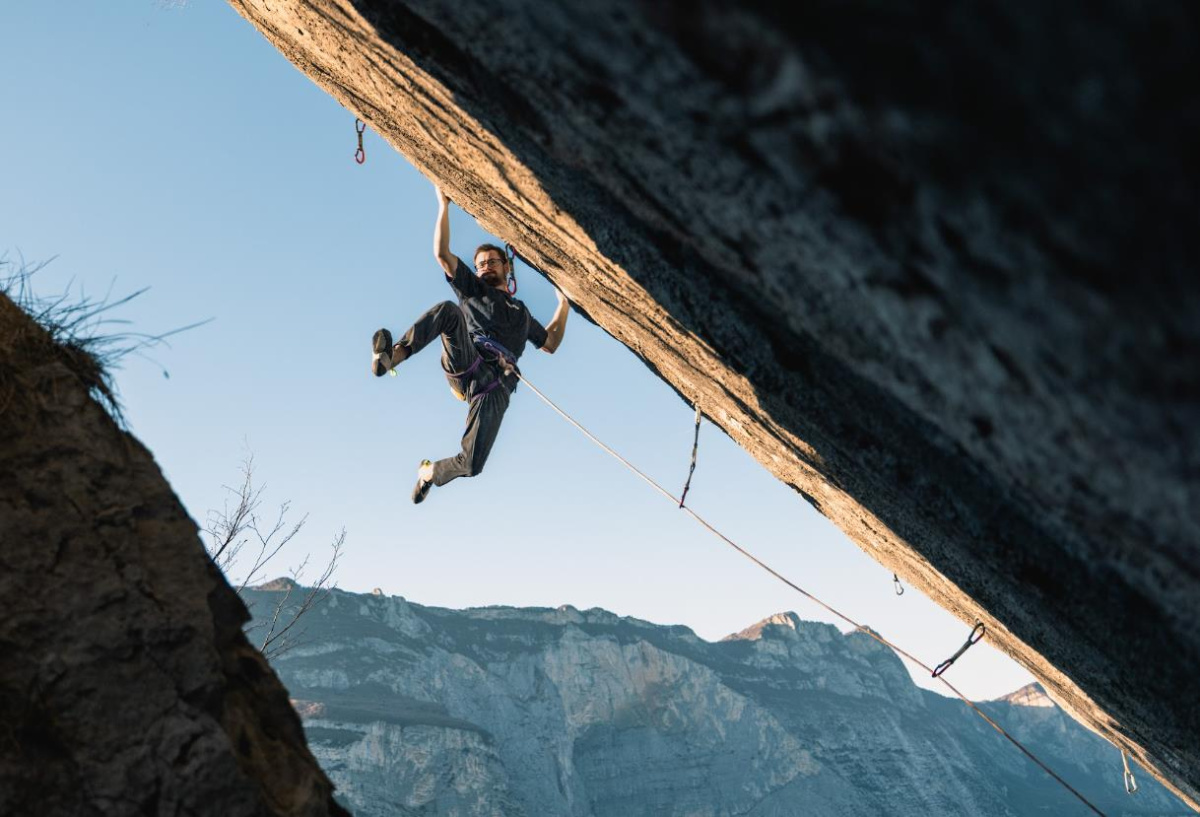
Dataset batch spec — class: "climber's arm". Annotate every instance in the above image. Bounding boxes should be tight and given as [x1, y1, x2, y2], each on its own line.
[540, 289, 570, 354]
[433, 185, 460, 278]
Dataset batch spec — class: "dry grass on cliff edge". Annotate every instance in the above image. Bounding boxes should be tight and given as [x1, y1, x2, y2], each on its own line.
[0, 255, 202, 427]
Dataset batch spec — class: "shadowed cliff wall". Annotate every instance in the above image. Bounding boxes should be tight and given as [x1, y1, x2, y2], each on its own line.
[0, 292, 347, 816]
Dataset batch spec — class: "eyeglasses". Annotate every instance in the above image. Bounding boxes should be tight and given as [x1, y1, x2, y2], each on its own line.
[475, 258, 506, 271]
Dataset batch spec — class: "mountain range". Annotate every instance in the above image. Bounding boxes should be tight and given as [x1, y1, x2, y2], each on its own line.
[245, 583, 1188, 816]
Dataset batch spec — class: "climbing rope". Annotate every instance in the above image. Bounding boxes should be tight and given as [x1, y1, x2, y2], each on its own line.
[678, 404, 702, 508]
[354, 118, 366, 165]
[932, 622, 986, 678]
[1122, 750, 1139, 794]
[513, 369, 1108, 817]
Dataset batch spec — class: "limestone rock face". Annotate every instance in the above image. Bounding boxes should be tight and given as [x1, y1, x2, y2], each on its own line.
[226, 1, 1200, 806]
[0, 294, 345, 816]
[251, 586, 1190, 816]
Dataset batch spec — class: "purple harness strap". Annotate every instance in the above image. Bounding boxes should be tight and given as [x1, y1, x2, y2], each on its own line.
[446, 355, 484, 381]
[470, 378, 505, 402]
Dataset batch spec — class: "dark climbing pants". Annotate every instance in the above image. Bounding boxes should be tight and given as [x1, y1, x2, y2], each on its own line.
[399, 301, 511, 487]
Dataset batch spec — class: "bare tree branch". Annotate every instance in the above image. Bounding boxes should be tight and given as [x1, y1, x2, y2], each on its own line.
[260, 530, 344, 659]
[202, 454, 345, 661]
[238, 502, 306, 594]
[204, 456, 262, 571]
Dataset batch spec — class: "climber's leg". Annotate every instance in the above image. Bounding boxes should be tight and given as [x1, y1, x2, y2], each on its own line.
[430, 383, 511, 488]
[401, 300, 478, 374]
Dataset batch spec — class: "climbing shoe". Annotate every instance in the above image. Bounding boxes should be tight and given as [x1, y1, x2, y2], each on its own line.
[412, 459, 434, 504]
[371, 328, 394, 377]
[372, 329, 409, 377]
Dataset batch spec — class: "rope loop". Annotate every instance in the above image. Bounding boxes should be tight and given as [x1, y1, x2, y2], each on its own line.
[932, 622, 986, 678]
[354, 118, 366, 164]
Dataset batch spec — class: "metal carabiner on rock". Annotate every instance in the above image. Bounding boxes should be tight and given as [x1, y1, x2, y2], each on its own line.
[354, 118, 367, 164]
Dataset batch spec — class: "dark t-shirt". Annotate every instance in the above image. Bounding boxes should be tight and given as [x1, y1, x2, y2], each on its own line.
[447, 257, 547, 388]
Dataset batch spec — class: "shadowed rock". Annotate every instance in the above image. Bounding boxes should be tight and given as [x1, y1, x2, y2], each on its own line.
[228, 0, 1200, 807]
[0, 292, 346, 816]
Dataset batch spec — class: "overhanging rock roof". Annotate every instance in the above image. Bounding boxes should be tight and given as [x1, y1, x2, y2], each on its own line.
[229, 0, 1200, 807]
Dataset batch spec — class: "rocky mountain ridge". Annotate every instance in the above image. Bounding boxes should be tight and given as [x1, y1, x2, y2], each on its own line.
[248, 584, 1189, 816]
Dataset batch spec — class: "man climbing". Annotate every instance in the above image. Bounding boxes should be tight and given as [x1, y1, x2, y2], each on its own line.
[371, 184, 570, 503]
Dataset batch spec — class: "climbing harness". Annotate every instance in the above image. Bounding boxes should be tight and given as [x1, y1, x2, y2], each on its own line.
[354, 118, 367, 165]
[446, 337, 519, 402]
[893, 574, 905, 596]
[1122, 750, 1139, 794]
[932, 622, 986, 678]
[503, 243, 519, 295]
[510, 368, 1108, 817]
[678, 404, 702, 508]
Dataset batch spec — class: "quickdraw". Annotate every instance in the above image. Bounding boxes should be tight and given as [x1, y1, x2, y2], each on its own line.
[893, 574, 905, 596]
[504, 243, 519, 295]
[932, 622, 985, 678]
[354, 118, 366, 165]
[678, 403, 702, 508]
[1122, 750, 1139, 794]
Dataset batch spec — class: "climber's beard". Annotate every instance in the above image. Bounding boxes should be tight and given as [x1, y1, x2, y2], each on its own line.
[481, 270, 505, 288]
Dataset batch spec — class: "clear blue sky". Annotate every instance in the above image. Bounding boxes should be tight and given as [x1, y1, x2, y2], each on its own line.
[1, 1, 1032, 700]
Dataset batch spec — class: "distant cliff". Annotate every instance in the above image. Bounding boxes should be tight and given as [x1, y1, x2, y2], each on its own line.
[248, 585, 1188, 816]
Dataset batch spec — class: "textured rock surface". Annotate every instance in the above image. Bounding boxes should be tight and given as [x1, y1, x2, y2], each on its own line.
[0, 294, 346, 816]
[226, 1, 1200, 806]
[250, 586, 1190, 816]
